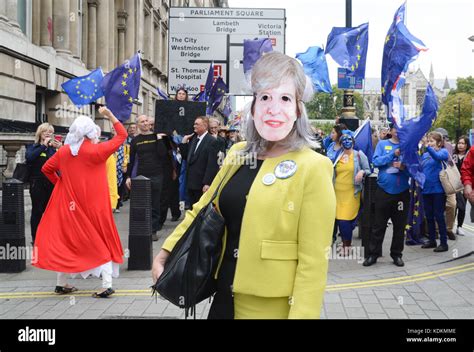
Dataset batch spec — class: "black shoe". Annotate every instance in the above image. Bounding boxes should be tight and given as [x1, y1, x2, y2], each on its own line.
[421, 241, 437, 249]
[434, 244, 449, 252]
[363, 256, 377, 267]
[392, 257, 405, 267]
[171, 213, 181, 222]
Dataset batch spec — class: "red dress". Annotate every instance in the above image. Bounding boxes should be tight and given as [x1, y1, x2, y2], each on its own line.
[33, 121, 127, 273]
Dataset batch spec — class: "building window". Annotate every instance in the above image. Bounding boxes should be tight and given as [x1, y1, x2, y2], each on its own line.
[35, 91, 46, 125]
[17, 0, 32, 39]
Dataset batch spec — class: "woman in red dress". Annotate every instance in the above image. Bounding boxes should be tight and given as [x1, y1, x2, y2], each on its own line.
[33, 107, 127, 298]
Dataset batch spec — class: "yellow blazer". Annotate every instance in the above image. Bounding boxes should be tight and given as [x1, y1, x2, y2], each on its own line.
[162, 142, 336, 318]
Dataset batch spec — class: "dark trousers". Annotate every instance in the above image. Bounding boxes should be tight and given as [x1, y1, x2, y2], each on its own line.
[149, 175, 163, 233]
[423, 193, 448, 246]
[336, 218, 357, 241]
[159, 173, 181, 225]
[368, 187, 410, 259]
[30, 179, 54, 243]
[188, 189, 203, 209]
[456, 192, 467, 228]
[116, 179, 128, 209]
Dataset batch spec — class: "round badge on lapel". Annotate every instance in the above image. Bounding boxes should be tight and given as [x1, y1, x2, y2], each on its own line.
[262, 173, 276, 186]
[274, 160, 297, 180]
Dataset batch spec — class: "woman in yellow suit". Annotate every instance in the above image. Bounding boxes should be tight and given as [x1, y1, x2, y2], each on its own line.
[152, 52, 336, 319]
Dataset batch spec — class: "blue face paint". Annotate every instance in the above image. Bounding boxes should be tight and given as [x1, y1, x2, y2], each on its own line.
[341, 136, 353, 150]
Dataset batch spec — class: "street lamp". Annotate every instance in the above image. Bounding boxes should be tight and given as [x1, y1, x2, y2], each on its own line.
[454, 97, 461, 140]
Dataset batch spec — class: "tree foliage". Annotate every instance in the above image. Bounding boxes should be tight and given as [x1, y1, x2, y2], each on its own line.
[306, 86, 365, 120]
[434, 92, 472, 139]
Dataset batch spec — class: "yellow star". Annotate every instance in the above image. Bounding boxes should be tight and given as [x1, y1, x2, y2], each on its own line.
[123, 73, 128, 79]
[128, 97, 133, 103]
[128, 68, 133, 74]
[76, 86, 79, 89]
[385, 35, 390, 44]
[351, 65, 355, 71]
[414, 211, 419, 216]
[91, 79, 95, 83]
[123, 90, 129, 96]
[134, 67, 137, 72]
[87, 77, 90, 81]
[381, 87, 385, 94]
[95, 84, 98, 88]
[357, 54, 361, 61]
[121, 81, 127, 87]
[356, 62, 359, 69]
[357, 44, 361, 50]
[405, 225, 412, 230]
[77, 91, 81, 94]
[80, 95, 84, 98]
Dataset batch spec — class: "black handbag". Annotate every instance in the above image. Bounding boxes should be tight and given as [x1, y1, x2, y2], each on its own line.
[12, 163, 31, 183]
[151, 173, 228, 317]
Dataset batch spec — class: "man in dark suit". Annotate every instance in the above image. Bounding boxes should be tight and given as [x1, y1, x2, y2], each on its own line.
[180, 117, 220, 207]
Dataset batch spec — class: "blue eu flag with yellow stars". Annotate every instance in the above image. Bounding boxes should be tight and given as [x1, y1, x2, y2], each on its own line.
[325, 22, 369, 81]
[381, 3, 427, 105]
[101, 53, 142, 122]
[61, 68, 104, 107]
[296, 46, 332, 93]
[207, 77, 228, 115]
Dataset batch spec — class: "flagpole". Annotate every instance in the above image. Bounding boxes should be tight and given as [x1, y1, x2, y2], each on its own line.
[341, 0, 357, 130]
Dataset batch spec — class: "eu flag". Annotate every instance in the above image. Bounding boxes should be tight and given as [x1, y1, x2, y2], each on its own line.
[157, 87, 169, 100]
[296, 46, 332, 93]
[404, 179, 425, 245]
[204, 62, 215, 94]
[243, 38, 273, 74]
[381, 2, 427, 106]
[325, 22, 369, 81]
[397, 84, 438, 188]
[101, 53, 142, 122]
[207, 77, 228, 115]
[354, 119, 373, 167]
[61, 68, 104, 107]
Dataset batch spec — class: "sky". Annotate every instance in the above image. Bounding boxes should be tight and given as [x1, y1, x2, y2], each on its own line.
[229, 0, 474, 85]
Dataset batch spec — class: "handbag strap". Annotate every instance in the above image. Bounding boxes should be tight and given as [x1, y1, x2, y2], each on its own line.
[207, 166, 233, 205]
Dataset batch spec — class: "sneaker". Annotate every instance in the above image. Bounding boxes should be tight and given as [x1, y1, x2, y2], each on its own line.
[114, 209, 120, 213]
[456, 227, 466, 236]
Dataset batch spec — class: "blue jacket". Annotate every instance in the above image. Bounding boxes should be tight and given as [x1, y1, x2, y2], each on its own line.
[325, 141, 342, 163]
[333, 150, 371, 195]
[421, 146, 449, 194]
[373, 139, 410, 194]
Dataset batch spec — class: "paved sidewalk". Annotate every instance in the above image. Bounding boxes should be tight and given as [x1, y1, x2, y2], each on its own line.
[0, 200, 473, 320]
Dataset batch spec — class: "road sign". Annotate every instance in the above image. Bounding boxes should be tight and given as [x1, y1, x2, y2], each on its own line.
[168, 7, 286, 96]
[337, 68, 363, 90]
